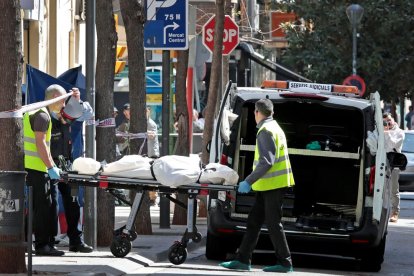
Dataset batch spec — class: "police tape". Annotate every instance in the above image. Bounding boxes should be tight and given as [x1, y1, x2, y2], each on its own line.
[85, 118, 116, 127]
[0, 92, 73, 119]
[115, 131, 147, 139]
[83, 119, 147, 140]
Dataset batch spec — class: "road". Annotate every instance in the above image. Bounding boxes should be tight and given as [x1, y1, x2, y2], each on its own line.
[132, 192, 414, 275]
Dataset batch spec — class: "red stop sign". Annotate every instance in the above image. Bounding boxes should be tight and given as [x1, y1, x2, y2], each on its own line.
[202, 15, 239, 56]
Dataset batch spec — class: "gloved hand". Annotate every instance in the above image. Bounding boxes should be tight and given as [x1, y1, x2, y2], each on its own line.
[47, 166, 61, 180]
[238, 180, 251, 193]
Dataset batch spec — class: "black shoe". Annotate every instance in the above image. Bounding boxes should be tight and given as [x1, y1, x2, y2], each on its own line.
[35, 245, 65, 256]
[69, 243, 93, 253]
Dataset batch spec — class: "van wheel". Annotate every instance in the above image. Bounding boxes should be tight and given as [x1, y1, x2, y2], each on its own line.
[205, 231, 228, 261]
[360, 235, 386, 272]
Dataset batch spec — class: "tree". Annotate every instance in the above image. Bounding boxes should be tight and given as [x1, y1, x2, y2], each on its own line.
[172, 50, 190, 225]
[120, 0, 152, 235]
[95, 0, 118, 246]
[0, 1, 26, 273]
[201, 0, 225, 165]
[280, 0, 414, 101]
[174, 50, 190, 157]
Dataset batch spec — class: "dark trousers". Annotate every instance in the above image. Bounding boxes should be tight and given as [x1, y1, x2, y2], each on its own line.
[27, 169, 58, 249]
[236, 188, 292, 267]
[51, 182, 82, 246]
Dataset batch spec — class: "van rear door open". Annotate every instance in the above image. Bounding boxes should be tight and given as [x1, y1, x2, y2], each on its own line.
[370, 92, 387, 221]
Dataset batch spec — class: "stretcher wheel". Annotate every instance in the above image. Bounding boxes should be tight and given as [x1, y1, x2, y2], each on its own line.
[128, 231, 137, 241]
[168, 241, 188, 265]
[192, 232, 202, 243]
[110, 236, 132, 258]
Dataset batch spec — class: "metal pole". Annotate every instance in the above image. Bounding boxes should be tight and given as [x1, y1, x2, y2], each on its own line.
[27, 186, 33, 276]
[160, 50, 171, 228]
[84, 0, 97, 249]
[352, 26, 357, 75]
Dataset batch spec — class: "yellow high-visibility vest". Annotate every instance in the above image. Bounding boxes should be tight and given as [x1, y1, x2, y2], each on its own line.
[23, 108, 51, 172]
[251, 120, 295, 191]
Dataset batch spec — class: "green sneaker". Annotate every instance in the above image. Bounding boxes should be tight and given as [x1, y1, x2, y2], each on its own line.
[219, 260, 251, 271]
[263, 264, 293, 273]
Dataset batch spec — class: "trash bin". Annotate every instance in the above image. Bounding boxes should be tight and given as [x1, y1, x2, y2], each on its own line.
[0, 171, 26, 235]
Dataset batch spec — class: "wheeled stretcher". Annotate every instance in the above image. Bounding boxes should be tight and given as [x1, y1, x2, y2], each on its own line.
[61, 172, 236, 265]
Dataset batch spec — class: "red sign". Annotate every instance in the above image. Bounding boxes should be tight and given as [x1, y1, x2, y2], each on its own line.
[270, 12, 296, 38]
[343, 74, 366, 97]
[202, 15, 239, 56]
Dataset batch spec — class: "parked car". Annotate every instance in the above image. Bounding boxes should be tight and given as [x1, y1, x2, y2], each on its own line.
[206, 80, 407, 272]
[399, 131, 414, 192]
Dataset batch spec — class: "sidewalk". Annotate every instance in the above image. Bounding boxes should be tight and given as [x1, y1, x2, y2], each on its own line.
[23, 205, 207, 276]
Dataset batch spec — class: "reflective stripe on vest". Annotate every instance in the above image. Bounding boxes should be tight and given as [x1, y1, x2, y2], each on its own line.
[251, 120, 295, 191]
[23, 108, 52, 172]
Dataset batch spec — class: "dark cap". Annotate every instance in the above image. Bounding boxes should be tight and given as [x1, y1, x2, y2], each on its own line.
[123, 103, 130, 110]
[383, 112, 392, 119]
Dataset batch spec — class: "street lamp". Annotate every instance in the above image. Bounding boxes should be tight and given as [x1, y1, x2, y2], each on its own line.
[346, 4, 364, 75]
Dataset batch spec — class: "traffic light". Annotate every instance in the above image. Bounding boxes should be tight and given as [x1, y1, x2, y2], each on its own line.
[115, 46, 126, 74]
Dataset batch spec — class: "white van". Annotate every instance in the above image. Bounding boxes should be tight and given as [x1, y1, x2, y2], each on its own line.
[206, 80, 406, 272]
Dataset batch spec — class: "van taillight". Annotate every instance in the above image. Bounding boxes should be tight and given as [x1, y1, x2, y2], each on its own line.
[217, 228, 235, 233]
[351, 239, 369, 244]
[220, 154, 228, 165]
[369, 166, 375, 195]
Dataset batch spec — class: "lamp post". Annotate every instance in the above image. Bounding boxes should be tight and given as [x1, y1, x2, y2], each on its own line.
[346, 4, 364, 75]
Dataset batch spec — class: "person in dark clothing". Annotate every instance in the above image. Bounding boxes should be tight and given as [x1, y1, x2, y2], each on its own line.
[116, 103, 131, 156]
[405, 106, 414, 130]
[220, 99, 295, 272]
[50, 87, 93, 253]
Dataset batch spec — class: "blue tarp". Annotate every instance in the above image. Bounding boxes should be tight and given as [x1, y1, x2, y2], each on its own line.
[56, 66, 86, 159]
[26, 64, 86, 159]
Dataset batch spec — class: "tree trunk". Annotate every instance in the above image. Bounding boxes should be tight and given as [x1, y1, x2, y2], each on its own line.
[174, 50, 190, 156]
[201, 0, 225, 165]
[120, 0, 152, 235]
[0, 1, 26, 273]
[221, 0, 232, 94]
[95, 0, 118, 247]
[172, 50, 189, 225]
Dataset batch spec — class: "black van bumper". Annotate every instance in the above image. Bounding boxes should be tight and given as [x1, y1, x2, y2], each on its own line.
[208, 201, 386, 258]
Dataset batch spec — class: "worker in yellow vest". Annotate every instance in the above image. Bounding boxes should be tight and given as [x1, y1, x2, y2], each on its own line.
[220, 98, 295, 272]
[24, 84, 67, 256]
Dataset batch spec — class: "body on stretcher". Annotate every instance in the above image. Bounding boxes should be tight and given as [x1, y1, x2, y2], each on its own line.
[61, 170, 237, 265]
[72, 154, 239, 187]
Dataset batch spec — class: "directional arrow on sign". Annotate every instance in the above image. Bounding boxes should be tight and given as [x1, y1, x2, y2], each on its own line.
[163, 22, 180, 44]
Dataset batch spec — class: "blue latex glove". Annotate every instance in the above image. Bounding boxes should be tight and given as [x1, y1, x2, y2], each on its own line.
[238, 180, 251, 193]
[47, 166, 61, 180]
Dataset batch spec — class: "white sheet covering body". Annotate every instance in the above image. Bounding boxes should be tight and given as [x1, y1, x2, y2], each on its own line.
[72, 157, 101, 175]
[199, 163, 239, 185]
[72, 155, 239, 187]
[102, 155, 154, 179]
[152, 155, 201, 187]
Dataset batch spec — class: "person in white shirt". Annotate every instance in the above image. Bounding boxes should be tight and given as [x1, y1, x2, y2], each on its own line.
[383, 113, 405, 222]
[146, 107, 159, 158]
[146, 107, 159, 205]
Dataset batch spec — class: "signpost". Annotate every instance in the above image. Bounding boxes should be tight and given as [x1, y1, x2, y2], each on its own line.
[144, 0, 188, 228]
[144, 0, 188, 50]
[202, 15, 239, 55]
[343, 74, 366, 96]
